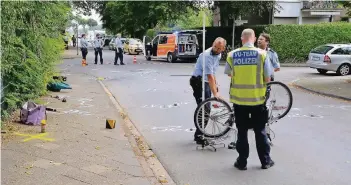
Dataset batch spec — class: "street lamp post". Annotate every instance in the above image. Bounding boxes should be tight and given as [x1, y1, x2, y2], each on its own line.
[76, 23, 79, 55]
[201, 11, 207, 138]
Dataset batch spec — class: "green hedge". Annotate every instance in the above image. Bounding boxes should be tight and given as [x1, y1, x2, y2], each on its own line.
[191, 22, 351, 62]
[266, 22, 351, 62]
[193, 25, 267, 49]
[1, 1, 71, 120]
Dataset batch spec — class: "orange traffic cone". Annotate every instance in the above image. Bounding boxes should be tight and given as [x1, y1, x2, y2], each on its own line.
[82, 59, 87, 66]
[133, 55, 137, 64]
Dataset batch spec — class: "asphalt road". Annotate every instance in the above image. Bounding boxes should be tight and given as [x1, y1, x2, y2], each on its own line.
[62, 49, 351, 185]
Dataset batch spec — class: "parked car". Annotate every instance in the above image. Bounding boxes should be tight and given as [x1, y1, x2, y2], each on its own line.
[306, 44, 351, 76]
[108, 37, 126, 50]
[123, 38, 143, 55]
[142, 30, 202, 63]
[104, 35, 113, 47]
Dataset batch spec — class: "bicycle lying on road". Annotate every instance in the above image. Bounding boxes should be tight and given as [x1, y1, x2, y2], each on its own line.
[193, 81, 293, 151]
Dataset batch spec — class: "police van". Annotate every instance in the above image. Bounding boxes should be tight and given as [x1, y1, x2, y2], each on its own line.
[142, 30, 202, 63]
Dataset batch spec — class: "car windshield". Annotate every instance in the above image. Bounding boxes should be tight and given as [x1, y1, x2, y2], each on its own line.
[311, 45, 334, 54]
[129, 39, 141, 45]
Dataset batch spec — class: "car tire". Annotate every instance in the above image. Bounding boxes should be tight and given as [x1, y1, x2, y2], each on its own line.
[317, 69, 328, 75]
[336, 63, 351, 76]
[167, 52, 176, 63]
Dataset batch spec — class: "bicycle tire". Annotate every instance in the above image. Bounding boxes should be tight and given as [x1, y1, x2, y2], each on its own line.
[266, 81, 293, 119]
[193, 97, 234, 138]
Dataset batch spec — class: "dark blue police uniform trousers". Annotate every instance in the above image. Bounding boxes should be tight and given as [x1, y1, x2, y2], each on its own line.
[233, 103, 272, 165]
[189, 76, 212, 138]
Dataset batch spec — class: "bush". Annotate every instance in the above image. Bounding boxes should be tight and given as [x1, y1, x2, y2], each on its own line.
[265, 22, 351, 63]
[193, 25, 268, 49]
[1, 1, 71, 120]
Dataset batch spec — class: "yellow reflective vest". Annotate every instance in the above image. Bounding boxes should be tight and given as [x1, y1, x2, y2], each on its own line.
[227, 46, 267, 106]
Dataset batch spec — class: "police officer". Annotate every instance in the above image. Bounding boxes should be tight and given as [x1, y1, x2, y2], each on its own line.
[94, 33, 104, 64]
[190, 37, 226, 144]
[80, 34, 89, 64]
[114, 34, 125, 65]
[72, 35, 76, 47]
[257, 33, 280, 81]
[224, 29, 274, 170]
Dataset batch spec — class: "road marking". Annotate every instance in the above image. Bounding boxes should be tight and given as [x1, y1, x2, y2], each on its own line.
[287, 113, 324, 119]
[141, 102, 191, 109]
[78, 98, 93, 108]
[315, 105, 351, 111]
[62, 109, 91, 116]
[151, 126, 195, 132]
[14, 132, 55, 142]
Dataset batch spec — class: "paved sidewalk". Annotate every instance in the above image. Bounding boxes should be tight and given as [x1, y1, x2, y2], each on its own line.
[1, 74, 157, 185]
[62, 48, 81, 59]
[293, 77, 351, 101]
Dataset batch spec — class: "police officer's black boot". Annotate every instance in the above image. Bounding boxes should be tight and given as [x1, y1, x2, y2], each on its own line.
[261, 160, 275, 169]
[234, 159, 247, 171]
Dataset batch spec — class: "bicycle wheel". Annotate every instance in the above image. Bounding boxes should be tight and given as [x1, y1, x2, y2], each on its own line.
[193, 97, 234, 138]
[266, 81, 293, 120]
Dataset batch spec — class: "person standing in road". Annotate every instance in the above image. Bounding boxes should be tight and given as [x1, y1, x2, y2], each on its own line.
[190, 37, 226, 145]
[257, 33, 280, 81]
[80, 34, 89, 64]
[114, 34, 125, 65]
[63, 33, 69, 50]
[94, 33, 104, 64]
[224, 29, 274, 170]
[257, 33, 280, 100]
[72, 35, 76, 47]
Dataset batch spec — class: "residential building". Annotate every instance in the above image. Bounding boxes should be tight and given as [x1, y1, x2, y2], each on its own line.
[212, 0, 349, 26]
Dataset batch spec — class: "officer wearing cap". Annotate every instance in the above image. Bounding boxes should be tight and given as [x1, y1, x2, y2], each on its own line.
[224, 28, 274, 170]
[94, 33, 104, 64]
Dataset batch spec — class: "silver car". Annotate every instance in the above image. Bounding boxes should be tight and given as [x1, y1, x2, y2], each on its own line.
[306, 44, 351, 76]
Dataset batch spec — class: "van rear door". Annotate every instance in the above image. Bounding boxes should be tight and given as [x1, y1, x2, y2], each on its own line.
[142, 36, 152, 58]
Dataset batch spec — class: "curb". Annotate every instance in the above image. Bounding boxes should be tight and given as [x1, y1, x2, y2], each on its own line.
[62, 55, 81, 60]
[97, 80, 176, 185]
[292, 81, 351, 102]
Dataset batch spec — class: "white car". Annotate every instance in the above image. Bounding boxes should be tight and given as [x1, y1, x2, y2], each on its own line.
[306, 44, 351, 76]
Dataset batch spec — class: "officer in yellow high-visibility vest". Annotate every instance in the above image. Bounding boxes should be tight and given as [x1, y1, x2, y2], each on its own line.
[224, 28, 274, 170]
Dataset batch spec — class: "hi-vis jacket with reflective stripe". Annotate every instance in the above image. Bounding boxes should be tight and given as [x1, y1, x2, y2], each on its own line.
[227, 46, 267, 106]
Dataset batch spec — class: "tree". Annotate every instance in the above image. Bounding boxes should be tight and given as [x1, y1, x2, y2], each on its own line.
[76, 17, 88, 33]
[154, 7, 213, 32]
[212, 1, 280, 47]
[71, 0, 104, 16]
[1, 1, 71, 119]
[213, 1, 279, 25]
[87, 18, 98, 29]
[176, 8, 213, 29]
[72, 1, 203, 38]
[338, 1, 351, 16]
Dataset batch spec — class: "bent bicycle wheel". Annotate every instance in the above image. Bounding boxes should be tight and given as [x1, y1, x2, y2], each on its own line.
[266, 81, 293, 120]
[193, 97, 234, 138]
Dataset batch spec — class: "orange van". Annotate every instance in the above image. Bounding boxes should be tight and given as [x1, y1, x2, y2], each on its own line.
[142, 30, 202, 63]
